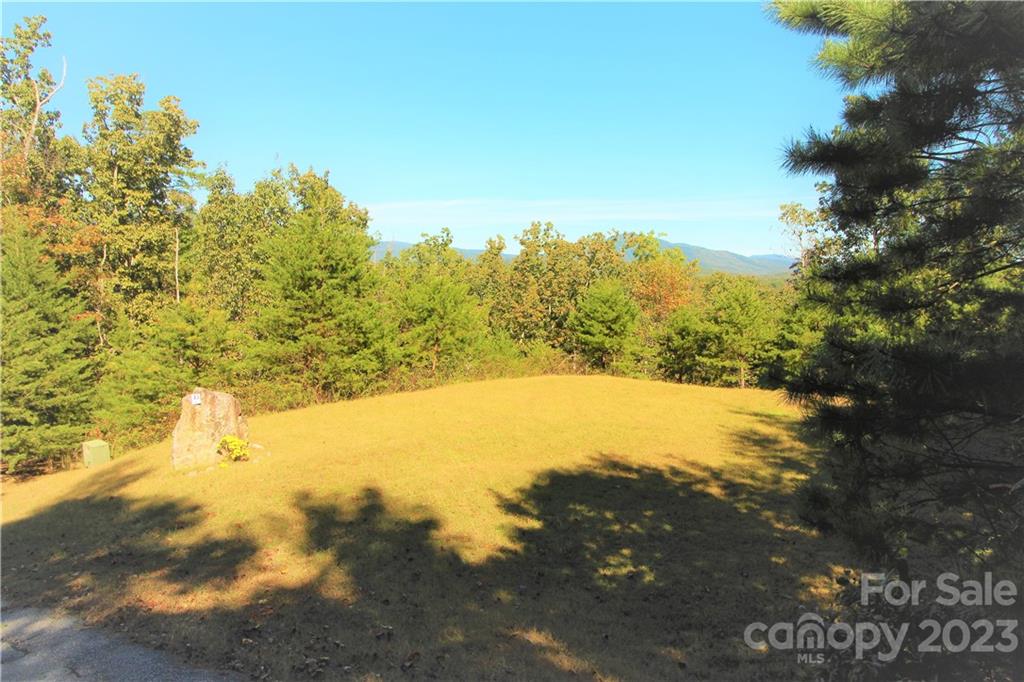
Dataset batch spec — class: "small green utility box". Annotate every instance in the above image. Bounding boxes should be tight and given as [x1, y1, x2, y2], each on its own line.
[82, 439, 111, 468]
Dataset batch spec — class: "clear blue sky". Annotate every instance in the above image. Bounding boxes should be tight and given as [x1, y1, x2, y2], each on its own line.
[5, 3, 843, 255]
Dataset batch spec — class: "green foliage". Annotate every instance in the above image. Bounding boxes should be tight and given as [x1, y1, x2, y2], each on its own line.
[774, 5, 1024, 677]
[63, 73, 199, 324]
[190, 169, 292, 321]
[659, 307, 714, 384]
[250, 200, 387, 400]
[659, 275, 782, 387]
[469, 235, 509, 318]
[383, 230, 485, 380]
[0, 16, 55, 153]
[701, 275, 782, 388]
[483, 224, 629, 350]
[1, 218, 96, 469]
[766, 291, 826, 388]
[0, 13, 872, 480]
[217, 435, 250, 462]
[568, 279, 638, 369]
[398, 274, 483, 379]
[0, 15, 66, 205]
[491, 222, 565, 344]
[95, 302, 237, 445]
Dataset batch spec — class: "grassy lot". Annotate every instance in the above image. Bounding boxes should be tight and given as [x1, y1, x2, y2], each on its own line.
[2, 375, 853, 680]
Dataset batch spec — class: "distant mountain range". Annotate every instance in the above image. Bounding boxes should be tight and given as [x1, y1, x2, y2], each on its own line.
[657, 240, 795, 276]
[372, 239, 795, 277]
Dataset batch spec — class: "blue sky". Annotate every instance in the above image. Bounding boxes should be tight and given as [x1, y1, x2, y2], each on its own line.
[5, 3, 843, 255]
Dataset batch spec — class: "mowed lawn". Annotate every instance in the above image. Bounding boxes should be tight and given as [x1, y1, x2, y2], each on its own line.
[2, 375, 852, 680]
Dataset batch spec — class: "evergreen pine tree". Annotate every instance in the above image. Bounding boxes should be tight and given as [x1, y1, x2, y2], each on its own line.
[657, 275, 779, 387]
[385, 230, 484, 380]
[775, 1, 1024, 570]
[399, 274, 482, 380]
[250, 207, 387, 400]
[569, 279, 638, 369]
[658, 307, 715, 384]
[94, 302, 237, 445]
[700, 275, 780, 388]
[1, 219, 96, 469]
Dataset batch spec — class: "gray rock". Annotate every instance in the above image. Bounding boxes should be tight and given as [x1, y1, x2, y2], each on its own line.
[170, 388, 249, 470]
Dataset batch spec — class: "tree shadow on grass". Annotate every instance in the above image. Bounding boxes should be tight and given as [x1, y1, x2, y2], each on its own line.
[486, 455, 841, 680]
[1, 463, 260, 644]
[199, 458, 842, 680]
[726, 407, 821, 479]
[3, 451, 847, 680]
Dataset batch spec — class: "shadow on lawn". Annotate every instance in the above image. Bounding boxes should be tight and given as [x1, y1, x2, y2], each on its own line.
[727, 408, 819, 478]
[3, 419, 845, 680]
[1, 463, 260, 622]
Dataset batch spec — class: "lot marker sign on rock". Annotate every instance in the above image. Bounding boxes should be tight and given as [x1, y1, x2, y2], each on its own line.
[171, 388, 249, 469]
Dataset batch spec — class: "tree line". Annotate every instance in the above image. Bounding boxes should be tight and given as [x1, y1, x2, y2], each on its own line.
[1, 16, 806, 471]
[3, 2, 1023, 676]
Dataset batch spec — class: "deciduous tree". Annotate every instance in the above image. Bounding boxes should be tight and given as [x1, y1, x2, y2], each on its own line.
[65, 74, 199, 327]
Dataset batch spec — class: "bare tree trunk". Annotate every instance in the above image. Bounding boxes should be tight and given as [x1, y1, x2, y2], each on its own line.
[739, 363, 746, 389]
[174, 225, 181, 303]
[22, 57, 67, 162]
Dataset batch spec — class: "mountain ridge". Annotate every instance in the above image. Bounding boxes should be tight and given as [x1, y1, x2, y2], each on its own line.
[372, 239, 794, 276]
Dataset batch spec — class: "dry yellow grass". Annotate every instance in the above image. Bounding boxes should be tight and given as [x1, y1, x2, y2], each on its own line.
[2, 375, 852, 680]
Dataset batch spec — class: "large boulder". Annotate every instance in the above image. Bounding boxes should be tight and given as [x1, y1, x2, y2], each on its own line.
[170, 387, 249, 469]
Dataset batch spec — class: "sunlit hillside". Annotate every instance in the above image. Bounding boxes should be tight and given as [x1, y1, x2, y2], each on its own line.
[3, 375, 850, 680]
